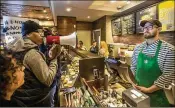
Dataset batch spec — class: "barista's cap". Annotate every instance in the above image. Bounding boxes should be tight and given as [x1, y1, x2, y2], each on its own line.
[139, 19, 162, 27]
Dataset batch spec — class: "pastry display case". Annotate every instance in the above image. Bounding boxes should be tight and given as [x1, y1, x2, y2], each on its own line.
[59, 45, 150, 107]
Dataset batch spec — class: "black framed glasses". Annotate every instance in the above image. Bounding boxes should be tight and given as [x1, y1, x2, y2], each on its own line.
[142, 26, 153, 31]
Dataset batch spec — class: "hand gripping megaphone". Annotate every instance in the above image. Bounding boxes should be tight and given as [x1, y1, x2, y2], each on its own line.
[45, 32, 76, 47]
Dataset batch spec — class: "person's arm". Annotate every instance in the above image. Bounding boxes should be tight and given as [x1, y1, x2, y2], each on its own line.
[130, 45, 139, 76]
[154, 49, 175, 89]
[134, 84, 161, 93]
[24, 50, 58, 87]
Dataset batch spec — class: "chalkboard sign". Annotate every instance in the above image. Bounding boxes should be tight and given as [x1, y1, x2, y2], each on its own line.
[122, 13, 135, 35]
[112, 18, 122, 36]
[136, 6, 157, 33]
[158, 1, 174, 32]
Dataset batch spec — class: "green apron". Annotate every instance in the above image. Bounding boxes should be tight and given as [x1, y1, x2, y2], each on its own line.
[135, 40, 170, 107]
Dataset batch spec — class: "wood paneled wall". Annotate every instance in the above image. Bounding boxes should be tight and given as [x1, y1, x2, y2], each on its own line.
[76, 21, 92, 30]
[92, 16, 106, 41]
[57, 16, 76, 36]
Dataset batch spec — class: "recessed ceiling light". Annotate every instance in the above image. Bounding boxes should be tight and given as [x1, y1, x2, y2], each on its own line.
[87, 16, 90, 19]
[117, 5, 122, 10]
[46, 16, 49, 19]
[127, 1, 131, 4]
[66, 8, 72, 12]
[18, 14, 22, 17]
[110, 1, 116, 3]
[43, 9, 47, 13]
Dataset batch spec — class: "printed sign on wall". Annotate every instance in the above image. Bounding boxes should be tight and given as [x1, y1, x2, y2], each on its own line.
[3, 16, 39, 51]
[158, 1, 175, 32]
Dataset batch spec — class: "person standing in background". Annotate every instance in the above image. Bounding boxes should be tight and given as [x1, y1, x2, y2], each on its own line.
[39, 28, 52, 56]
[51, 27, 59, 36]
[77, 40, 87, 50]
[99, 41, 109, 58]
[131, 19, 175, 107]
[90, 41, 98, 54]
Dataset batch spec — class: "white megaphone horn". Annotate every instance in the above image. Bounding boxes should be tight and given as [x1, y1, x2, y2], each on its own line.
[45, 32, 76, 47]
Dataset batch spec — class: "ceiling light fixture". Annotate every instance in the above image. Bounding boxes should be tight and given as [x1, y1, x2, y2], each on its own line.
[110, 1, 116, 3]
[117, 5, 122, 10]
[127, 1, 131, 4]
[66, 8, 72, 12]
[43, 9, 47, 13]
[46, 16, 49, 19]
[87, 16, 90, 19]
[18, 14, 22, 17]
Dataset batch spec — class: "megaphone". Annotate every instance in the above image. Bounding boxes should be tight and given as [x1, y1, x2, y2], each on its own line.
[45, 32, 76, 47]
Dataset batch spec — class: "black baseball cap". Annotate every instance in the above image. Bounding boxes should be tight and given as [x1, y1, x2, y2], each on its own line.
[21, 20, 42, 37]
[139, 19, 162, 27]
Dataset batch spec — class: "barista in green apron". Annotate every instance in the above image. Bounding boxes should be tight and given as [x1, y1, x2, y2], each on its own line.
[135, 40, 170, 107]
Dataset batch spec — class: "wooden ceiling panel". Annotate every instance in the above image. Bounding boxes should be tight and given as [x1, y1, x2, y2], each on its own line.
[0, 3, 53, 20]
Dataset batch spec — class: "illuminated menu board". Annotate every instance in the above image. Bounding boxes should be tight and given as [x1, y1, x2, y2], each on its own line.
[122, 13, 135, 35]
[112, 18, 122, 36]
[158, 1, 174, 32]
[136, 6, 157, 33]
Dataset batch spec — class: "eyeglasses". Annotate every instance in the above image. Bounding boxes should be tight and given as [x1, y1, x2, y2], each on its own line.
[142, 25, 158, 32]
[142, 26, 153, 31]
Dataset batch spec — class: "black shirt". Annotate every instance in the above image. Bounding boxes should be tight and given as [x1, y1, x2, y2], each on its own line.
[90, 46, 98, 54]
[0, 97, 26, 107]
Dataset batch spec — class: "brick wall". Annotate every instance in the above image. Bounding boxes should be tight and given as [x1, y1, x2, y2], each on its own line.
[113, 32, 175, 45]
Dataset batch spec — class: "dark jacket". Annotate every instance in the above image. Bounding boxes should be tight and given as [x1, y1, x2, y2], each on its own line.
[13, 39, 58, 107]
[0, 97, 26, 107]
[90, 46, 98, 54]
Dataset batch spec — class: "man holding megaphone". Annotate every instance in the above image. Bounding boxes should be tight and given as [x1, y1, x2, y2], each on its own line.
[12, 20, 61, 107]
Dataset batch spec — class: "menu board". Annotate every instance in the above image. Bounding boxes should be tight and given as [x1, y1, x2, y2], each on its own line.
[112, 18, 122, 36]
[122, 13, 135, 35]
[136, 6, 157, 33]
[158, 1, 175, 32]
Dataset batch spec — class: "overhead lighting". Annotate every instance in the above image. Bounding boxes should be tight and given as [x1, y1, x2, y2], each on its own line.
[117, 5, 122, 10]
[127, 1, 131, 4]
[46, 16, 49, 19]
[66, 8, 72, 12]
[110, 1, 116, 3]
[18, 14, 22, 17]
[43, 9, 47, 13]
[87, 16, 90, 19]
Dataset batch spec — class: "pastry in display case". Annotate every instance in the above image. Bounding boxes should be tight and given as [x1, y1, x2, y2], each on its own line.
[81, 78, 128, 107]
[60, 57, 80, 88]
[61, 86, 97, 107]
[59, 45, 150, 107]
